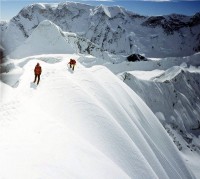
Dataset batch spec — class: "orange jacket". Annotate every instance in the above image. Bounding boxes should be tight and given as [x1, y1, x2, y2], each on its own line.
[34, 64, 42, 75]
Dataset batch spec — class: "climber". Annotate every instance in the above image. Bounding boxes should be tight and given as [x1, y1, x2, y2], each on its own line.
[68, 59, 76, 71]
[33, 63, 42, 85]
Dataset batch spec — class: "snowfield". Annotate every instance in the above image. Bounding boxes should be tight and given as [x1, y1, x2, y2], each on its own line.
[0, 55, 195, 179]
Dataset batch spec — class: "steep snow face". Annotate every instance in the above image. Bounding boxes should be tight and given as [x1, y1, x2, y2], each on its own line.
[92, 5, 127, 19]
[120, 65, 200, 153]
[121, 66, 200, 131]
[7, 20, 120, 60]
[9, 20, 75, 58]
[1, 2, 200, 57]
[0, 55, 195, 179]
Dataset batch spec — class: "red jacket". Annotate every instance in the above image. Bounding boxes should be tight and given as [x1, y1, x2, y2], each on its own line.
[34, 64, 42, 75]
[69, 59, 76, 65]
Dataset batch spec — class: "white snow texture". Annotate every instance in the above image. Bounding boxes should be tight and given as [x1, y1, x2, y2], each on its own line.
[0, 2, 200, 179]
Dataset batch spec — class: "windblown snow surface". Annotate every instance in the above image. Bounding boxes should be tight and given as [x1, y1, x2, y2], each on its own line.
[0, 54, 195, 179]
[112, 54, 200, 179]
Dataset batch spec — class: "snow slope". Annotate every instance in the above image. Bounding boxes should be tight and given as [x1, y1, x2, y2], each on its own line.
[9, 20, 75, 58]
[7, 19, 118, 61]
[119, 64, 200, 177]
[0, 55, 195, 179]
[120, 65, 200, 133]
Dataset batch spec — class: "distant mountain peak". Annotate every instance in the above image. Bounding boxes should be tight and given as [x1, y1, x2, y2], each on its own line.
[9, 20, 75, 58]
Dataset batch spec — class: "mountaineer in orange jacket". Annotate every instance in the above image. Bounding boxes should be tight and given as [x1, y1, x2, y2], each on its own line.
[33, 63, 42, 85]
[68, 59, 76, 71]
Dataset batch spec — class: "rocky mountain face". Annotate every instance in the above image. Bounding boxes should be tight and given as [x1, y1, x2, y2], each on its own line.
[142, 13, 199, 34]
[1, 2, 200, 57]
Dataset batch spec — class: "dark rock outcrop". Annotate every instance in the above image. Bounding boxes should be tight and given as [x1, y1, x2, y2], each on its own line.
[127, 54, 148, 62]
[0, 46, 5, 64]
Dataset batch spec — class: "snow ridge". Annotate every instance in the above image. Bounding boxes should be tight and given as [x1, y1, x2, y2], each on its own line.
[7, 20, 117, 60]
[9, 20, 75, 58]
[0, 56, 195, 178]
[121, 66, 200, 153]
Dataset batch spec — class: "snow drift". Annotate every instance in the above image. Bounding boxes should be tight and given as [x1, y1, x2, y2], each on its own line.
[0, 55, 195, 179]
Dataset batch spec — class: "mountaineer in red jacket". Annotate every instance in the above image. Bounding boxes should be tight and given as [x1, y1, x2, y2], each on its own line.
[33, 63, 42, 85]
[68, 59, 76, 71]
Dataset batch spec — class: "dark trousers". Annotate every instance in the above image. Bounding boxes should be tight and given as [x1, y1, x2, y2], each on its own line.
[70, 64, 75, 71]
[34, 74, 40, 85]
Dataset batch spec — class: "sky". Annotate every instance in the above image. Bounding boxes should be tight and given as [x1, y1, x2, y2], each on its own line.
[0, 0, 200, 21]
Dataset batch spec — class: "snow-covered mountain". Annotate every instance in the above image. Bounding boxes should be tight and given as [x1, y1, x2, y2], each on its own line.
[99, 52, 200, 154]
[9, 20, 75, 58]
[120, 65, 200, 152]
[8, 19, 115, 61]
[1, 2, 200, 57]
[0, 55, 195, 179]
